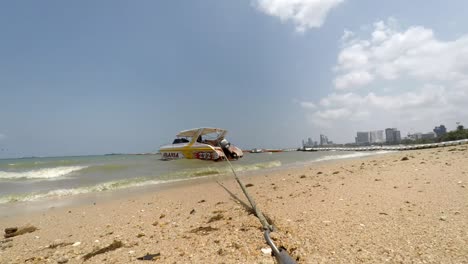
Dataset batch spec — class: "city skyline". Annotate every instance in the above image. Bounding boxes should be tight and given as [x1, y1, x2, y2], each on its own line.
[302, 122, 457, 146]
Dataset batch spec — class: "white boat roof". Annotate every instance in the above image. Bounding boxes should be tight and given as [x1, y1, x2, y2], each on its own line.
[176, 127, 227, 137]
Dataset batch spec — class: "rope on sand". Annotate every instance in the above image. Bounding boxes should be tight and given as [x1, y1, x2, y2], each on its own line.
[221, 152, 297, 264]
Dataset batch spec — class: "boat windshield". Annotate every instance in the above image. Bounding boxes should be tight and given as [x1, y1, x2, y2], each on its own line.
[172, 138, 190, 144]
[199, 132, 224, 146]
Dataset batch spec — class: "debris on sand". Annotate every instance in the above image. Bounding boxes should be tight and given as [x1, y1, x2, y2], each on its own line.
[300, 175, 306, 179]
[82, 240, 123, 261]
[189, 226, 218, 235]
[207, 213, 224, 223]
[332, 171, 340, 174]
[190, 209, 196, 215]
[261, 247, 272, 255]
[4, 225, 38, 238]
[245, 183, 254, 188]
[57, 257, 68, 264]
[48, 241, 74, 249]
[137, 253, 161, 260]
[198, 199, 206, 203]
[401, 157, 409, 161]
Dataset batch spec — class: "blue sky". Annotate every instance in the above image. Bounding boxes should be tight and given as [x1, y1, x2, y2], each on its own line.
[1, 0, 468, 158]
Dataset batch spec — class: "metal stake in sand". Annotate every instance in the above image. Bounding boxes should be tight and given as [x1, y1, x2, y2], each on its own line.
[221, 152, 297, 264]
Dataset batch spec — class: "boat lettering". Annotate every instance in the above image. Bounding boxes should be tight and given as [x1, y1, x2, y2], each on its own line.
[163, 152, 179, 158]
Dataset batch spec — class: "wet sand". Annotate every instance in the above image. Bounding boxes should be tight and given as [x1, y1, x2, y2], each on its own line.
[1, 146, 467, 263]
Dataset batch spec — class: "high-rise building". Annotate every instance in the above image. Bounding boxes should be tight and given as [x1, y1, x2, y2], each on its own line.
[355, 132, 370, 145]
[422, 132, 436, 139]
[394, 130, 401, 143]
[320, 134, 329, 146]
[370, 130, 384, 143]
[385, 128, 401, 144]
[433, 125, 447, 137]
[303, 137, 320, 147]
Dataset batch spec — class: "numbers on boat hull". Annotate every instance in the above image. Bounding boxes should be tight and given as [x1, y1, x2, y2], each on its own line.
[195, 152, 216, 160]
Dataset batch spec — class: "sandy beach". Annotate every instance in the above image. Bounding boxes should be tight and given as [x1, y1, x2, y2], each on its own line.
[1, 146, 467, 264]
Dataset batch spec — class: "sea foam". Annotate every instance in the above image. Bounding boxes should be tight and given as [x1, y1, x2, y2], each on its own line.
[314, 151, 392, 162]
[0, 166, 87, 180]
[0, 177, 167, 204]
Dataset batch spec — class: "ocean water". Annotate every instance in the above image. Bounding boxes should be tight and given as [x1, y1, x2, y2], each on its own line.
[0, 151, 389, 210]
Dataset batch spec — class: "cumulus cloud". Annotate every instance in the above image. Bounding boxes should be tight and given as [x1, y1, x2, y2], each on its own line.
[300, 19, 468, 140]
[255, 0, 344, 32]
[334, 71, 374, 89]
[306, 86, 460, 129]
[334, 19, 468, 89]
[299, 101, 317, 109]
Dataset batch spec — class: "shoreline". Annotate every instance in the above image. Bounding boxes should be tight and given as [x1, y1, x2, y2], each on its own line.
[1, 146, 467, 263]
[0, 151, 393, 219]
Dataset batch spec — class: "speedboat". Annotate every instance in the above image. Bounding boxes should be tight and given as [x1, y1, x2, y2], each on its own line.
[250, 148, 264, 153]
[159, 128, 243, 161]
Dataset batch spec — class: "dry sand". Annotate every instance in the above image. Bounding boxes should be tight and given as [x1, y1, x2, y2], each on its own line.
[1, 146, 467, 263]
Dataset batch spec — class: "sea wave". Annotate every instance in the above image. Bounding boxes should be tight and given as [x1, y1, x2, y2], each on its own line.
[314, 151, 391, 162]
[0, 160, 284, 204]
[161, 160, 283, 179]
[0, 177, 164, 204]
[3, 160, 76, 169]
[234, 160, 282, 171]
[0, 166, 88, 180]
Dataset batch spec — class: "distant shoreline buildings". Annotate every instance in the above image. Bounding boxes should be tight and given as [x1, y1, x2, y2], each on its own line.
[433, 125, 447, 137]
[385, 128, 401, 144]
[302, 134, 333, 147]
[355, 130, 385, 145]
[301, 123, 454, 147]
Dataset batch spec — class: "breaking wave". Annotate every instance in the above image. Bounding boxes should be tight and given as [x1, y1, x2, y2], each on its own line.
[234, 160, 282, 171]
[0, 160, 283, 204]
[162, 160, 283, 179]
[0, 166, 88, 180]
[314, 151, 392, 162]
[0, 177, 165, 204]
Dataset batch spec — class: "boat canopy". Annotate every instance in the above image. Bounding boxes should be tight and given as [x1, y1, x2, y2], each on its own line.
[176, 127, 227, 138]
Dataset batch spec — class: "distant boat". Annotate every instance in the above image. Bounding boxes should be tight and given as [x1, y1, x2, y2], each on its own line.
[298, 147, 317, 152]
[250, 148, 264, 153]
[264, 149, 283, 153]
[159, 128, 243, 161]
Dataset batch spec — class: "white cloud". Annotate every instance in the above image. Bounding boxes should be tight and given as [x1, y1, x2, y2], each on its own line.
[299, 101, 316, 109]
[305, 87, 463, 132]
[314, 108, 351, 119]
[334, 19, 468, 89]
[300, 19, 468, 141]
[255, 0, 344, 32]
[334, 71, 374, 89]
